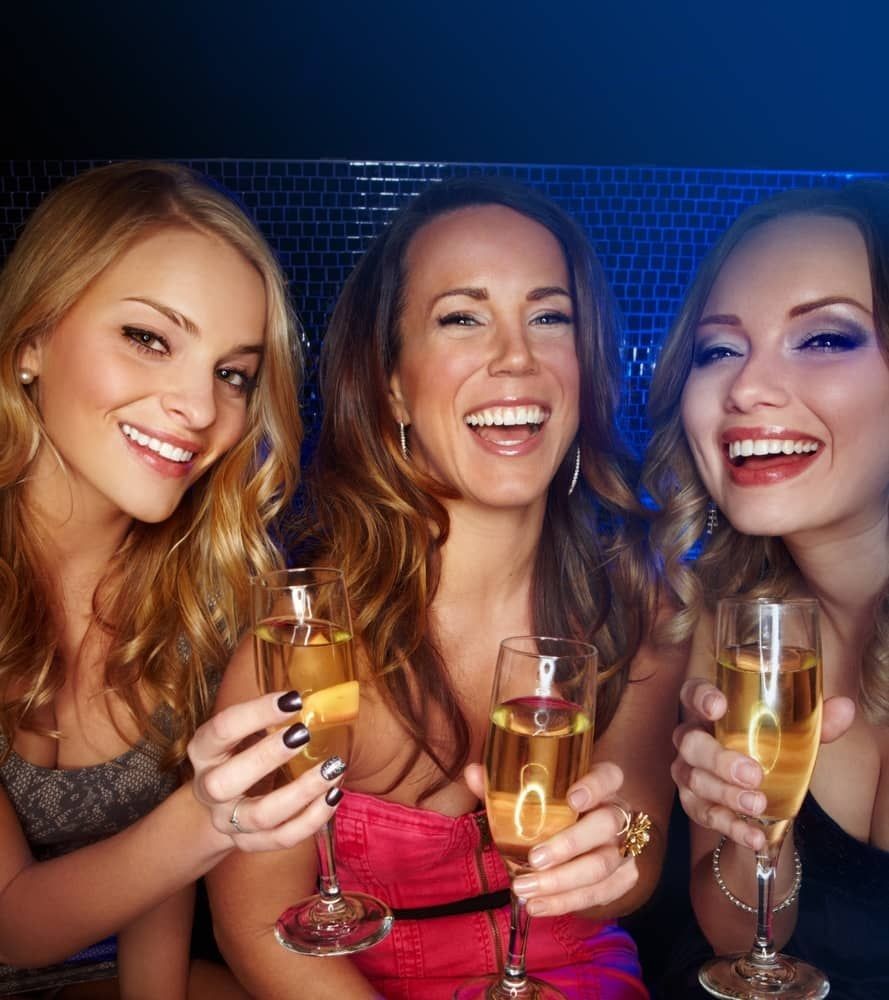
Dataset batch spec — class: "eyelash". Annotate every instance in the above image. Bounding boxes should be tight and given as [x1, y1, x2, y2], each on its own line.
[436, 310, 573, 328]
[122, 326, 257, 395]
[692, 343, 740, 367]
[795, 331, 864, 352]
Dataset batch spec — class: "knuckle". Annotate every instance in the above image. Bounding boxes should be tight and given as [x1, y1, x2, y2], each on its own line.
[200, 769, 228, 804]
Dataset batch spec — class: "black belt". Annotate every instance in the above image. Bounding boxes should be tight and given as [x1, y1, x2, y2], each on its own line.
[391, 889, 511, 921]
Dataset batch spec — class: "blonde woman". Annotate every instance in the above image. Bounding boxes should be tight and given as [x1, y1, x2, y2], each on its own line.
[0, 162, 345, 998]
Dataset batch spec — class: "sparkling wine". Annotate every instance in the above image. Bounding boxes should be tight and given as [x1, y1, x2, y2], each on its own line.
[254, 617, 358, 779]
[484, 696, 594, 870]
[716, 644, 822, 823]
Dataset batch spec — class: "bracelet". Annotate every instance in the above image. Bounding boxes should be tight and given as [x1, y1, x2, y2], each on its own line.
[712, 835, 802, 914]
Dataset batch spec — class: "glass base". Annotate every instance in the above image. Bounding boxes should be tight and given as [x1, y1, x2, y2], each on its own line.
[274, 890, 393, 957]
[699, 952, 830, 999]
[453, 974, 566, 999]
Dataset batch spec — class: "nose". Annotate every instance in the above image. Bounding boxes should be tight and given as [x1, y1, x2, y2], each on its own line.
[488, 318, 539, 377]
[161, 371, 217, 429]
[724, 348, 790, 413]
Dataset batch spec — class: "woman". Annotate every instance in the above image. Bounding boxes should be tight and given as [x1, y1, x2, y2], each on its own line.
[0, 161, 347, 998]
[209, 177, 686, 998]
[645, 182, 888, 997]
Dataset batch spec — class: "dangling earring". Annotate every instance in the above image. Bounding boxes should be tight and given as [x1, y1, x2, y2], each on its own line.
[568, 446, 581, 496]
[399, 421, 408, 461]
[19, 369, 35, 385]
[706, 500, 719, 536]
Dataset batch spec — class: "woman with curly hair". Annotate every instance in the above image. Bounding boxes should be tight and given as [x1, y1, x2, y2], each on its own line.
[645, 182, 888, 997]
[0, 161, 345, 998]
[210, 177, 686, 998]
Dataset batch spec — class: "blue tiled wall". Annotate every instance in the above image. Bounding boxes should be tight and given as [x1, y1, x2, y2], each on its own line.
[0, 159, 876, 451]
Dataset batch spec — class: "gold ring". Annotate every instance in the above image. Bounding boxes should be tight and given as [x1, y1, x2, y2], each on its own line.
[229, 796, 250, 835]
[611, 803, 652, 858]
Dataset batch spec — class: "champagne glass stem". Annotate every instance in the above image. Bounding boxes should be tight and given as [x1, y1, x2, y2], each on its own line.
[750, 844, 778, 965]
[499, 889, 533, 992]
[315, 818, 345, 905]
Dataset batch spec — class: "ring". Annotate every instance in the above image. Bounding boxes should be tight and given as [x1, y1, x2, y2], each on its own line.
[611, 803, 652, 858]
[229, 797, 250, 835]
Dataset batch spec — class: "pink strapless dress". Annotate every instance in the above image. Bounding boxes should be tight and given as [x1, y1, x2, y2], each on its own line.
[334, 790, 648, 999]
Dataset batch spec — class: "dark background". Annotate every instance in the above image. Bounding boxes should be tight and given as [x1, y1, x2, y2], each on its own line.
[3, 0, 887, 171]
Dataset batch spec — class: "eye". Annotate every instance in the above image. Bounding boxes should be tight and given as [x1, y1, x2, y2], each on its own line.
[123, 326, 168, 354]
[438, 311, 480, 327]
[796, 330, 865, 353]
[692, 342, 743, 367]
[532, 310, 573, 328]
[217, 366, 256, 394]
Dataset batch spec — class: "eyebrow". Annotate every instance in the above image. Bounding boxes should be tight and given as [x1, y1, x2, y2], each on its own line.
[699, 295, 873, 329]
[124, 296, 264, 356]
[432, 285, 571, 305]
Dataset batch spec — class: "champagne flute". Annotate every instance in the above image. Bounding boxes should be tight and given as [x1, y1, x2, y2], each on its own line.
[251, 567, 393, 956]
[699, 598, 828, 999]
[455, 635, 598, 1000]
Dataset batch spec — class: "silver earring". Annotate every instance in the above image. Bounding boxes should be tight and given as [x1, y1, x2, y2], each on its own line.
[399, 421, 408, 461]
[19, 369, 35, 385]
[568, 446, 581, 496]
[706, 501, 719, 536]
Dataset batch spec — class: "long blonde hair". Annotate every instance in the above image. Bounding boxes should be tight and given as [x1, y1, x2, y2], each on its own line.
[644, 181, 889, 725]
[0, 161, 303, 765]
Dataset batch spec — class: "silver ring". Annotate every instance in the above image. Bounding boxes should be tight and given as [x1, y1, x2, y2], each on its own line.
[229, 796, 250, 835]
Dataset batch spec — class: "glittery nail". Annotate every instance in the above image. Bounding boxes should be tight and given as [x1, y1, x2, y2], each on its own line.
[320, 756, 347, 781]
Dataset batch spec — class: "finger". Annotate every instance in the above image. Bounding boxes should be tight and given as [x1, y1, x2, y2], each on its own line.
[675, 727, 762, 788]
[197, 722, 312, 805]
[527, 802, 625, 870]
[232, 787, 343, 854]
[821, 696, 855, 743]
[518, 853, 638, 917]
[223, 757, 347, 839]
[676, 785, 765, 850]
[680, 678, 726, 721]
[464, 763, 484, 799]
[563, 762, 623, 813]
[684, 761, 766, 819]
[188, 691, 303, 767]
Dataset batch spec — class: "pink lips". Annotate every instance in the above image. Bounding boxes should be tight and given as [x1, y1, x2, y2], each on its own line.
[120, 423, 200, 480]
[721, 427, 823, 487]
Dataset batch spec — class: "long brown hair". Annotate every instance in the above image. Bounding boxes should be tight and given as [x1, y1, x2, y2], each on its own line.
[0, 161, 303, 765]
[644, 180, 889, 724]
[303, 177, 658, 798]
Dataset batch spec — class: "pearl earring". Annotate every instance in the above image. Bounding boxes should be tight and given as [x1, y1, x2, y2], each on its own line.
[19, 369, 35, 385]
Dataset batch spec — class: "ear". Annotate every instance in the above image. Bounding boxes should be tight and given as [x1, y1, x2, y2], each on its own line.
[388, 369, 410, 427]
[18, 340, 43, 378]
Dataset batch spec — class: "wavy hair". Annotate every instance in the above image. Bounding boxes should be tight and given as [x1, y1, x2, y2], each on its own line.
[644, 180, 889, 724]
[302, 176, 658, 799]
[0, 161, 303, 766]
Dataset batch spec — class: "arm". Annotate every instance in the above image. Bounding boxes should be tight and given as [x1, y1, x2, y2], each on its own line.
[0, 666, 339, 966]
[207, 638, 381, 999]
[673, 616, 855, 952]
[466, 624, 689, 920]
[116, 883, 195, 1000]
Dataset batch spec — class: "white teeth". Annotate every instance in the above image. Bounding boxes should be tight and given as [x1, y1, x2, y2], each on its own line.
[121, 423, 194, 463]
[465, 405, 546, 427]
[727, 438, 819, 460]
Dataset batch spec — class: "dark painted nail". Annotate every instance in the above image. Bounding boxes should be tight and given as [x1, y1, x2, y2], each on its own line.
[325, 787, 344, 807]
[282, 723, 310, 749]
[277, 690, 303, 712]
[320, 756, 347, 781]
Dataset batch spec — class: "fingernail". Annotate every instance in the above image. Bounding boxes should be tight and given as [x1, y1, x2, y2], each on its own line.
[568, 787, 591, 810]
[277, 690, 303, 712]
[739, 791, 765, 814]
[528, 847, 550, 868]
[512, 875, 538, 896]
[733, 761, 759, 787]
[325, 787, 344, 807]
[282, 723, 310, 749]
[320, 756, 347, 781]
[703, 693, 722, 716]
[745, 829, 764, 850]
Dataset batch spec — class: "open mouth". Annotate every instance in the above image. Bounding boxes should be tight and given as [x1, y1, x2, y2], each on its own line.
[121, 423, 196, 464]
[464, 405, 548, 444]
[726, 436, 820, 467]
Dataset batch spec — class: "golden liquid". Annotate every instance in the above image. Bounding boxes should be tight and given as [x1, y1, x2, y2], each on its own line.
[484, 697, 594, 871]
[716, 644, 822, 823]
[254, 617, 357, 779]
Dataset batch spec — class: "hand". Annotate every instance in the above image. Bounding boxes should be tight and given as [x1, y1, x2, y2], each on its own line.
[465, 762, 638, 917]
[672, 677, 855, 851]
[188, 691, 346, 853]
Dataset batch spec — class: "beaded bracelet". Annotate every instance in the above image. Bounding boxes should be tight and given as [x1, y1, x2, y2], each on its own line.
[712, 835, 802, 914]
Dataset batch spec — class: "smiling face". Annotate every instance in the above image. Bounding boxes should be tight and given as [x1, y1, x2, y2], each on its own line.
[22, 226, 267, 526]
[680, 212, 889, 542]
[388, 204, 580, 515]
